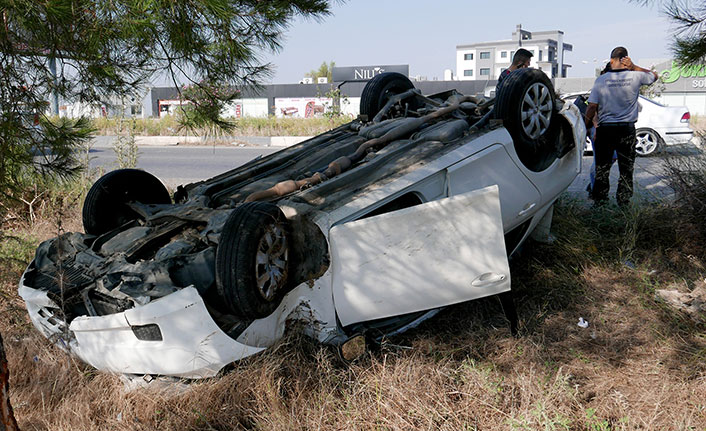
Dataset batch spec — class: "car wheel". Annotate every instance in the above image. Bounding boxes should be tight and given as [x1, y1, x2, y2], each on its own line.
[82, 169, 171, 235]
[495, 68, 560, 172]
[216, 202, 290, 318]
[360, 72, 419, 120]
[635, 129, 660, 156]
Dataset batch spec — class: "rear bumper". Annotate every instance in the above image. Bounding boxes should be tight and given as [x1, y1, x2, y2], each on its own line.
[660, 128, 694, 146]
[19, 270, 264, 378]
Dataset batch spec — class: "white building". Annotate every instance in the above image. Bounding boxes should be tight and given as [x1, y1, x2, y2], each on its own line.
[456, 24, 572, 81]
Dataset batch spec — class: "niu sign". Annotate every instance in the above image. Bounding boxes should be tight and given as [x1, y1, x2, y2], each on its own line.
[355, 67, 385, 80]
[332, 64, 409, 82]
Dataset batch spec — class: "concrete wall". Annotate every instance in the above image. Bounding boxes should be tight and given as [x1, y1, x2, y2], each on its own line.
[656, 93, 706, 115]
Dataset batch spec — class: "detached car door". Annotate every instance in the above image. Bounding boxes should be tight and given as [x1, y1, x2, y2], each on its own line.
[330, 185, 510, 327]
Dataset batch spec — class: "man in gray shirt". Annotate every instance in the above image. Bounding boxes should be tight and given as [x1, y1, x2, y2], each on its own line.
[584, 46, 657, 207]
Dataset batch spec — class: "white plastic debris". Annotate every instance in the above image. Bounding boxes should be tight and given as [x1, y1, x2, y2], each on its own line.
[577, 317, 589, 328]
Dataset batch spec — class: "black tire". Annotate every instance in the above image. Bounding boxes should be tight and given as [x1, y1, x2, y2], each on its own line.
[360, 72, 419, 120]
[495, 68, 560, 172]
[82, 169, 171, 235]
[215, 202, 291, 318]
[635, 128, 661, 156]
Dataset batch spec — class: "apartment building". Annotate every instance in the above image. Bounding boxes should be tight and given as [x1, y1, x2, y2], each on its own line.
[456, 24, 572, 81]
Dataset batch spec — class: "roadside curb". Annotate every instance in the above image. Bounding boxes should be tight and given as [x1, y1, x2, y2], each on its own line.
[269, 136, 313, 147]
[134, 136, 200, 146]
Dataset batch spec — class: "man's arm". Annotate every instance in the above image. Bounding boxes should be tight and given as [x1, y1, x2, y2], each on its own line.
[621, 56, 659, 81]
[585, 103, 598, 129]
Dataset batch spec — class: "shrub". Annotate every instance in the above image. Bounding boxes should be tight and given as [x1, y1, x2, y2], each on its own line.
[662, 145, 706, 251]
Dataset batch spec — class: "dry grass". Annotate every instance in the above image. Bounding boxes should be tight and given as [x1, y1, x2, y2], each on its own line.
[690, 115, 706, 134]
[91, 116, 351, 137]
[1, 196, 706, 430]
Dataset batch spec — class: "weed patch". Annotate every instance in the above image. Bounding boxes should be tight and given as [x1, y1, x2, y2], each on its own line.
[91, 116, 351, 137]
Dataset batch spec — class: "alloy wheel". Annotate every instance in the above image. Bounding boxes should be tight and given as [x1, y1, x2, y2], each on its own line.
[255, 223, 288, 301]
[521, 82, 553, 139]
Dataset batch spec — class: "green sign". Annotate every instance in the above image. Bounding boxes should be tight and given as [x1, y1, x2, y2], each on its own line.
[662, 61, 706, 84]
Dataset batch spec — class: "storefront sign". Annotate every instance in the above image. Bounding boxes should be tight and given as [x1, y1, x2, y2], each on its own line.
[692, 78, 706, 88]
[332, 65, 409, 82]
[661, 61, 706, 84]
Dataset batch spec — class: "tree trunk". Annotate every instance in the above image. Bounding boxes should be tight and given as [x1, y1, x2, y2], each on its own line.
[0, 332, 19, 431]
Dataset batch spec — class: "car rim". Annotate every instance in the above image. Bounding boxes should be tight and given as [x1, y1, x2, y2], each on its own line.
[521, 82, 553, 139]
[636, 132, 657, 155]
[255, 223, 288, 301]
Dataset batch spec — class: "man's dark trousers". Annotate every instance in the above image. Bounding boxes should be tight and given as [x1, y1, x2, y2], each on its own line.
[593, 123, 636, 206]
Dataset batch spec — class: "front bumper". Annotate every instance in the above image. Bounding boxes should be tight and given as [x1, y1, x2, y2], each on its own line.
[19, 270, 264, 378]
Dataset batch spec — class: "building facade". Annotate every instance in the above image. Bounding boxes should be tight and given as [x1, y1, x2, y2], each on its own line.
[456, 24, 572, 81]
[59, 58, 706, 121]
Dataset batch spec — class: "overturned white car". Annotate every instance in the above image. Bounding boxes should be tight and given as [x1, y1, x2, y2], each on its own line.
[19, 70, 584, 378]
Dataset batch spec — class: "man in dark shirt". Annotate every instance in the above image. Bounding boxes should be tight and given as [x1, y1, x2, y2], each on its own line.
[497, 48, 533, 85]
[584, 46, 658, 207]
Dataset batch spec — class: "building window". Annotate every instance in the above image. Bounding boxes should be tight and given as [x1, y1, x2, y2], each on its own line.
[480, 51, 490, 59]
[480, 68, 490, 76]
[501, 51, 507, 58]
[463, 69, 473, 77]
[510, 51, 515, 59]
[539, 50, 542, 61]
[464, 53, 473, 61]
[548, 51, 554, 62]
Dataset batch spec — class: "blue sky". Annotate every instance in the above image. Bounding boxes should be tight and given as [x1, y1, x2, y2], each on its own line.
[259, 0, 675, 83]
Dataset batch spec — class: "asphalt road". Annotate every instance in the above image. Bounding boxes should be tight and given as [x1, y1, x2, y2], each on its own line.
[90, 138, 280, 188]
[569, 144, 702, 202]
[89, 137, 699, 201]
[569, 152, 667, 201]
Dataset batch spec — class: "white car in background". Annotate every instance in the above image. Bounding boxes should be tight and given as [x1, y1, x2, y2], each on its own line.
[566, 93, 693, 156]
